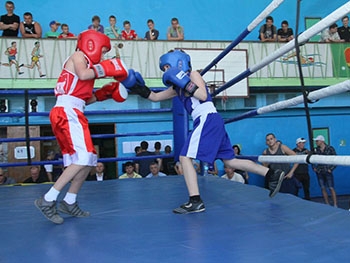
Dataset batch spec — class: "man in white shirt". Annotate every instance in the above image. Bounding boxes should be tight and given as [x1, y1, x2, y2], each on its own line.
[221, 166, 245, 184]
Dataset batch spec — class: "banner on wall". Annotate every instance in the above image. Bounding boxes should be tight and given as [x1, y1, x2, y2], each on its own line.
[0, 38, 338, 81]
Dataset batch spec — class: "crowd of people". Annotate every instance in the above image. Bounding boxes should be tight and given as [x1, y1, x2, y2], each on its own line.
[258, 15, 350, 43]
[0, 1, 184, 41]
[2, 2, 350, 42]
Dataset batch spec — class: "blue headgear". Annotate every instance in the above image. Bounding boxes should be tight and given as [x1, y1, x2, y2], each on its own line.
[159, 50, 192, 72]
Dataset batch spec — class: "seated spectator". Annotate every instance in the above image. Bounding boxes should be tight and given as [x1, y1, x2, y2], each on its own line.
[0, 1, 20, 37]
[146, 162, 167, 178]
[135, 141, 158, 177]
[2, 41, 24, 75]
[320, 23, 344, 42]
[19, 11, 42, 38]
[87, 162, 108, 181]
[167, 17, 184, 41]
[144, 19, 159, 40]
[134, 145, 141, 155]
[105, 15, 120, 39]
[44, 20, 61, 38]
[154, 141, 161, 155]
[338, 16, 350, 42]
[121, 20, 138, 40]
[277, 20, 294, 42]
[232, 144, 249, 183]
[88, 15, 104, 33]
[221, 166, 245, 184]
[161, 145, 176, 175]
[259, 16, 277, 42]
[0, 167, 16, 185]
[58, 23, 75, 38]
[119, 162, 142, 179]
[23, 166, 48, 183]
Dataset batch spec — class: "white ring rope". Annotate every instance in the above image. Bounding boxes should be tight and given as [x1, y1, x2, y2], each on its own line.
[258, 80, 350, 115]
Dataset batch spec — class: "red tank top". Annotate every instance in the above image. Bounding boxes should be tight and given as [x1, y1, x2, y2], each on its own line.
[54, 55, 95, 102]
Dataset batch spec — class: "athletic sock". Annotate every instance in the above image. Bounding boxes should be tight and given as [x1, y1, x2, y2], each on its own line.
[63, 192, 77, 205]
[190, 195, 201, 203]
[44, 186, 60, 202]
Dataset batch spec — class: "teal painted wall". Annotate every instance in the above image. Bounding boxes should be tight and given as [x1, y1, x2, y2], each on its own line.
[4, 0, 348, 41]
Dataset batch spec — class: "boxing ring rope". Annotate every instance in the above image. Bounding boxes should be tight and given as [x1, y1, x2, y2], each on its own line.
[200, 0, 284, 76]
[0, 131, 174, 143]
[224, 80, 350, 124]
[236, 154, 350, 167]
[0, 154, 173, 168]
[211, 1, 350, 97]
[0, 108, 172, 118]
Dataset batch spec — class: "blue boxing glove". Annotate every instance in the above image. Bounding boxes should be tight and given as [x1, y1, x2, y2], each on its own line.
[162, 67, 198, 96]
[121, 69, 151, 98]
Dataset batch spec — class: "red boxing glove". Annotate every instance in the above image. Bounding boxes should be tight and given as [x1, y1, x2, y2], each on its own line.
[92, 58, 128, 80]
[95, 82, 128, 102]
[112, 82, 128, 102]
[95, 82, 118, 101]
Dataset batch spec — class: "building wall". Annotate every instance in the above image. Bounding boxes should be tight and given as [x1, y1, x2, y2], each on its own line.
[6, 0, 348, 41]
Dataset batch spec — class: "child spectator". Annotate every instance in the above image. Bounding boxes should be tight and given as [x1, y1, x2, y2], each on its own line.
[58, 23, 75, 38]
[121, 20, 138, 40]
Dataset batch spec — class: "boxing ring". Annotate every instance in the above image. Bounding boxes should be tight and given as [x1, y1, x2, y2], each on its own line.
[2, 1, 350, 262]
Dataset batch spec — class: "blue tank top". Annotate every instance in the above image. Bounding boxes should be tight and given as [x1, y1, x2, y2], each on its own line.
[174, 76, 212, 115]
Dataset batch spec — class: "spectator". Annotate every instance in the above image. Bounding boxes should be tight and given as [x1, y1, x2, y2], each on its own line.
[320, 23, 343, 43]
[0, 167, 16, 185]
[161, 145, 176, 175]
[119, 162, 142, 179]
[312, 135, 337, 207]
[87, 162, 108, 181]
[262, 133, 300, 196]
[44, 20, 61, 38]
[23, 166, 48, 183]
[146, 162, 167, 178]
[167, 17, 184, 41]
[338, 16, 350, 42]
[154, 141, 162, 170]
[277, 20, 294, 42]
[58, 23, 75, 38]
[88, 15, 104, 33]
[23, 41, 46, 77]
[135, 140, 157, 177]
[293, 137, 311, 200]
[134, 145, 141, 155]
[221, 165, 245, 184]
[105, 15, 120, 39]
[144, 19, 159, 40]
[259, 16, 277, 42]
[19, 12, 42, 38]
[2, 41, 24, 75]
[154, 141, 161, 155]
[121, 20, 138, 40]
[0, 1, 20, 37]
[232, 144, 249, 183]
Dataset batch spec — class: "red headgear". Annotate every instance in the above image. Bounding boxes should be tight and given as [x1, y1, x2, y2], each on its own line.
[76, 30, 111, 64]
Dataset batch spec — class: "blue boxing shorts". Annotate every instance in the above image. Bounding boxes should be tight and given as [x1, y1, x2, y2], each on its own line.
[181, 112, 235, 163]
